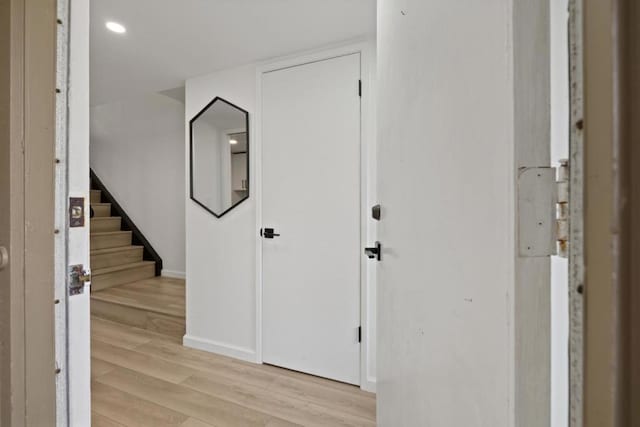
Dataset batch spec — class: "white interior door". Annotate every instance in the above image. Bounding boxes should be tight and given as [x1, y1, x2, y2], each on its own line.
[261, 53, 361, 385]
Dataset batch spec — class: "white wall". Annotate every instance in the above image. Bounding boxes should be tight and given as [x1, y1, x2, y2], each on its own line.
[550, 0, 570, 424]
[90, 93, 186, 276]
[184, 64, 258, 360]
[184, 44, 377, 391]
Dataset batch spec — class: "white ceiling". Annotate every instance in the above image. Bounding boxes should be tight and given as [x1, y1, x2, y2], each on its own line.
[91, 0, 376, 106]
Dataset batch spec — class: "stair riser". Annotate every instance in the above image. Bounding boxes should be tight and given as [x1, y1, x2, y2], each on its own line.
[91, 248, 144, 270]
[91, 264, 155, 291]
[92, 205, 111, 217]
[91, 232, 132, 250]
[91, 218, 121, 233]
[90, 191, 101, 203]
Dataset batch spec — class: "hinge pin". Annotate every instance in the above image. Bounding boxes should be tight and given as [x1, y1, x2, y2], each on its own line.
[556, 159, 569, 258]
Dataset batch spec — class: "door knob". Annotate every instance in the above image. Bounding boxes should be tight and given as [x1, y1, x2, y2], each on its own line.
[364, 242, 382, 261]
[261, 228, 280, 239]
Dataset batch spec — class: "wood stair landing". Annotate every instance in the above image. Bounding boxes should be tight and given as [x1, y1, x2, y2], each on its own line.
[89, 188, 155, 290]
[91, 261, 156, 292]
[91, 277, 185, 338]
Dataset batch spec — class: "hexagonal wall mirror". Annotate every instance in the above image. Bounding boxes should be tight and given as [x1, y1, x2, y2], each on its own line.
[189, 97, 249, 217]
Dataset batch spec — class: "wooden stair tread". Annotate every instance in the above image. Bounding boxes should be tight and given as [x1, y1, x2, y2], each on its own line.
[91, 245, 143, 255]
[91, 231, 133, 251]
[92, 231, 130, 237]
[93, 261, 155, 276]
[91, 277, 185, 319]
[91, 293, 184, 319]
[91, 202, 110, 207]
[91, 216, 121, 221]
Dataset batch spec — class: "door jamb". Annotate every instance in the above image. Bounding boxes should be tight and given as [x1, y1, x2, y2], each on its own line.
[254, 41, 377, 391]
[568, 0, 585, 425]
[55, 0, 71, 423]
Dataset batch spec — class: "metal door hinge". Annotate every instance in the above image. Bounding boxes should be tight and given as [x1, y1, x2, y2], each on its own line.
[517, 160, 570, 258]
[69, 264, 91, 296]
[358, 80, 362, 97]
[518, 167, 557, 257]
[555, 159, 569, 258]
[358, 326, 362, 343]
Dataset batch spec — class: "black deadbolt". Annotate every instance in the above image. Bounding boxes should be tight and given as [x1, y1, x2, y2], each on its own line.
[261, 228, 280, 239]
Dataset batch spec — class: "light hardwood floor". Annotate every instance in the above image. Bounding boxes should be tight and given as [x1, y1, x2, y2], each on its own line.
[91, 277, 185, 338]
[91, 280, 376, 427]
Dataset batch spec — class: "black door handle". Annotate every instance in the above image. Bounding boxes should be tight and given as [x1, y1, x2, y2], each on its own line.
[261, 228, 280, 239]
[364, 241, 382, 261]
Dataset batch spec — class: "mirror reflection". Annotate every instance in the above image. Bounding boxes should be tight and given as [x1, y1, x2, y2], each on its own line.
[190, 98, 249, 217]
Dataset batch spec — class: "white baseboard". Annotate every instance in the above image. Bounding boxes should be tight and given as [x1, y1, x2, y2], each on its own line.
[361, 376, 377, 393]
[183, 335, 257, 363]
[162, 270, 186, 279]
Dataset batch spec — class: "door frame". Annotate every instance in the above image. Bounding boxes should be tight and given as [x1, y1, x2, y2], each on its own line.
[0, 0, 58, 425]
[578, 0, 640, 424]
[618, 0, 640, 423]
[254, 41, 377, 391]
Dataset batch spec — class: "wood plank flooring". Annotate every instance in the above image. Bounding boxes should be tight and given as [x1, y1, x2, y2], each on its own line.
[91, 277, 185, 337]
[91, 279, 376, 426]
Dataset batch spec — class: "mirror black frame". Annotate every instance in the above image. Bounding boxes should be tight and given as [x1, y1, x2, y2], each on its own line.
[189, 97, 250, 218]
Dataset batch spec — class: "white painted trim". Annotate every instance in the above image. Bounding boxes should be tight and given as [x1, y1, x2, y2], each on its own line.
[254, 59, 264, 365]
[161, 270, 186, 279]
[358, 41, 377, 394]
[254, 40, 377, 392]
[54, 0, 70, 423]
[183, 335, 257, 363]
[512, 0, 552, 423]
[258, 38, 372, 75]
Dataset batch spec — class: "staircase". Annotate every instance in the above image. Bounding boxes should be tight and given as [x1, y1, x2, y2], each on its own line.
[89, 172, 184, 339]
[89, 189, 156, 291]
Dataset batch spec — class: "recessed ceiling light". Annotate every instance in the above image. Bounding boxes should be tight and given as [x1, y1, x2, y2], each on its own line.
[229, 139, 238, 145]
[106, 21, 126, 34]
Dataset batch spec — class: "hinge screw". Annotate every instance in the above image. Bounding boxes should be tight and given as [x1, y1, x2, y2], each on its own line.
[54, 229, 60, 234]
[54, 299, 60, 304]
[577, 285, 584, 295]
[576, 119, 584, 130]
[57, 19, 63, 25]
[55, 158, 61, 164]
[55, 368, 61, 374]
[56, 88, 61, 94]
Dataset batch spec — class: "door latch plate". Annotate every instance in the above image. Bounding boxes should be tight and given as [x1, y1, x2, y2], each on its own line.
[364, 241, 382, 261]
[69, 197, 85, 227]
